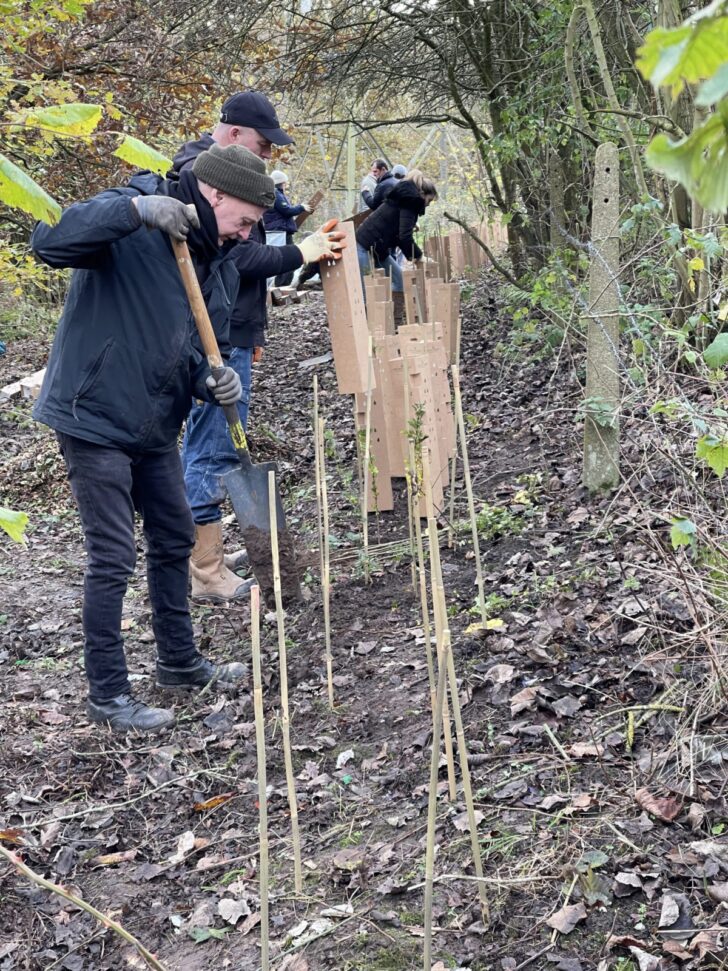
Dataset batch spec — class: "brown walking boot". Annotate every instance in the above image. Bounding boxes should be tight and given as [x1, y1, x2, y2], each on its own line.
[191, 522, 253, 603]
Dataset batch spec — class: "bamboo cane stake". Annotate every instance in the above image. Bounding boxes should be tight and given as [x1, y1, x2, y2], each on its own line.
[428, 518, 490, 926]
[451, 365, 486, 627]
[422, 449, 457, 803]
[250, 584, 269, 971]
[317, 416, 335, 709]
[313, 376, 324, 583]
[361, 334, 374, 582]
[403, 357, 436, 707]
[267, 471, 303, 894]
[447, 450, 457, 549]
[454, 313, 462, 370]
[0, 843, 167, 971]
[422, 614, 449, 971]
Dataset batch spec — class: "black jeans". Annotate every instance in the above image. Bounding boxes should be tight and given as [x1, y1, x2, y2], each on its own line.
[57, 433, 197, 702]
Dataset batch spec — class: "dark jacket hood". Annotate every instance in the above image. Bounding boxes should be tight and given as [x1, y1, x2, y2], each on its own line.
[170, 133, 215, 176]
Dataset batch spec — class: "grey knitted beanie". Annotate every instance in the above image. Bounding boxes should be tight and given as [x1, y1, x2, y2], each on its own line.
[192, 144, 275, 207]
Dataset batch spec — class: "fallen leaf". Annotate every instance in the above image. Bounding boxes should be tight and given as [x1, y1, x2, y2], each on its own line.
[92, 849, 137, 867]
[568, 742, 604, 758]
[332, 847, 365, 871]
[510, 686, 538, 715]
[336, 749, 355, 769]
[484, 663, 516, 684]
[707, 882, 728, 904]
[452, 810, 484, 832]
[635, 787, 683, 823]
[546, 901, 587, 935]
[552, 695, 582, 718]
[0, 829, 25, 845]
[628, 946, 661, 971]
[686, 803, 707, 831]
[614, 871, 643, 897]
[320, 903, 354, 918]
[193, 793, 234, 812]
[689, 924, 727, 959]
[218, 897, 250, 925]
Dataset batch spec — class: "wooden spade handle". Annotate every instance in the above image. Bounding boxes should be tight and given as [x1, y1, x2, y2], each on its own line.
[171, 238, 224, 369]
[170, 236, 251, 467]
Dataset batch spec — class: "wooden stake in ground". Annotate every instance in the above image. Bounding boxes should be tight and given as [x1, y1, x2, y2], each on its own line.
[428, 517, 490, 927]
[361, 334, 374, 582]
[317, 416, 335, 709]
[313, 375, 324, 582]
[451, 365, 487, 627]
[582, 141, 620, 492]
[267, 471, 303, 893]
[0, 843, 167, 971]
[250, 584, 269, 971]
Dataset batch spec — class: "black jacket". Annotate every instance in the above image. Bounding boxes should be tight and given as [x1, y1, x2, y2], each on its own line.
[32, 171, 238, 453]
[370, 171, 397, 210]
[263, 187, 305, 233]
[171, 135, 303, 347]
[355, 180, 425, 261]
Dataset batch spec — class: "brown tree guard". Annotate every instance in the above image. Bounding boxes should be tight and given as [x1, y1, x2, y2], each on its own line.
[582, 142, 621, 491]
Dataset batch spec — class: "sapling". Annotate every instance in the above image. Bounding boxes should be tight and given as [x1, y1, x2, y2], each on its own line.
[451, 365, 487, 627]
[267, 470, 303, 893]
[250, 585, 269, 971]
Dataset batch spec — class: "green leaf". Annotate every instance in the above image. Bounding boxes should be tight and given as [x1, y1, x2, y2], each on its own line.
[670, 517, 696, 549]
[187, 926, 230, 943]
[19, 103, 102, 137]
[637, 14, 728, 96]
[0, 153, 61, 224]
[696, 434, 728, 477]
[0, 507, 29, 543]
[113, 135, 171, 176]
[696, 61, 728, 106]
[645, 109, 728, 212]
[703, 332, 728, 369]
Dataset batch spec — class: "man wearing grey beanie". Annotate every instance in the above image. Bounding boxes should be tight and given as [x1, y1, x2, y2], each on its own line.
[29, 143, 283, 733]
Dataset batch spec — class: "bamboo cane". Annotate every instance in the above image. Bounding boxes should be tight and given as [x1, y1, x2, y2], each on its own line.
[447, 450, 457, 549]
[361, 334, 374, 582]
[313, 376, 324, 583]
[267, 471, 303, 894]
[422, 612, 449, 971]
[422, 449, 457, 802]
[250, 585, 269, 971]
[451, 365, 486, 627]
[318, 416, 334, 709]
[454, 313, 462, 370]
[403, 357, 436, 707]
[428, 518, 490, 926]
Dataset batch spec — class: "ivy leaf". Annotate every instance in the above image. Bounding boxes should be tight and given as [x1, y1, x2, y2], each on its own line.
[703, 333, 728, 369]
[113, 135, 171, 176]
[670, 517, 696, 550]
[696, 435, 728, 477]
[0, 506, 29, 544]
[0, 153, 61, 224]
[18, 102, 102, 137]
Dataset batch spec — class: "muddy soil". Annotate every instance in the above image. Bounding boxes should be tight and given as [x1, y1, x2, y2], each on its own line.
[0, 277, 726, 971]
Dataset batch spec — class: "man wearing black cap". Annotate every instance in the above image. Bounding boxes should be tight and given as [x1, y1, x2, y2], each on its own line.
[172, 91, 340, 603]
[31, 145, 278, 733]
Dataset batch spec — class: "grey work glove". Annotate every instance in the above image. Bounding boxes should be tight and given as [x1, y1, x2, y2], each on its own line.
[206, 367, 241, 406]
[133, 197, 200, 241]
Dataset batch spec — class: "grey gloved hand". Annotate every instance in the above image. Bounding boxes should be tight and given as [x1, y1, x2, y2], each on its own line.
[206, 367, 241, 406]
[133, 197, 200, 241]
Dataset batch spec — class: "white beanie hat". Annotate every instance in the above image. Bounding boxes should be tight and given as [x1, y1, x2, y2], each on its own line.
[271, 169, 288, 185]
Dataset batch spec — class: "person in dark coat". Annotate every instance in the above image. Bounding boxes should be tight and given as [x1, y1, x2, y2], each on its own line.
[264, 170, 313, 285]
[369, 168, 397, 209]
[172, 91, 343, 603]
[361, 158, 388, 209]
[356, 169, 437, 323]
[32, 145, 275, 733]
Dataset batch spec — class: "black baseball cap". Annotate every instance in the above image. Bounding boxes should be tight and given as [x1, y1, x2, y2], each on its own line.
[219, 91, 294, 146]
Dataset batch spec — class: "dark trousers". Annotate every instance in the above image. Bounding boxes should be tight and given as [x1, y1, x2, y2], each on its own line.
[57, 433, 197, 702]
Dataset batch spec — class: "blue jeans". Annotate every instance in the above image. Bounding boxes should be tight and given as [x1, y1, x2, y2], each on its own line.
[57, 432, 197, 701]
[182, 346, 253, 525]
[356, 243, 403, 293]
